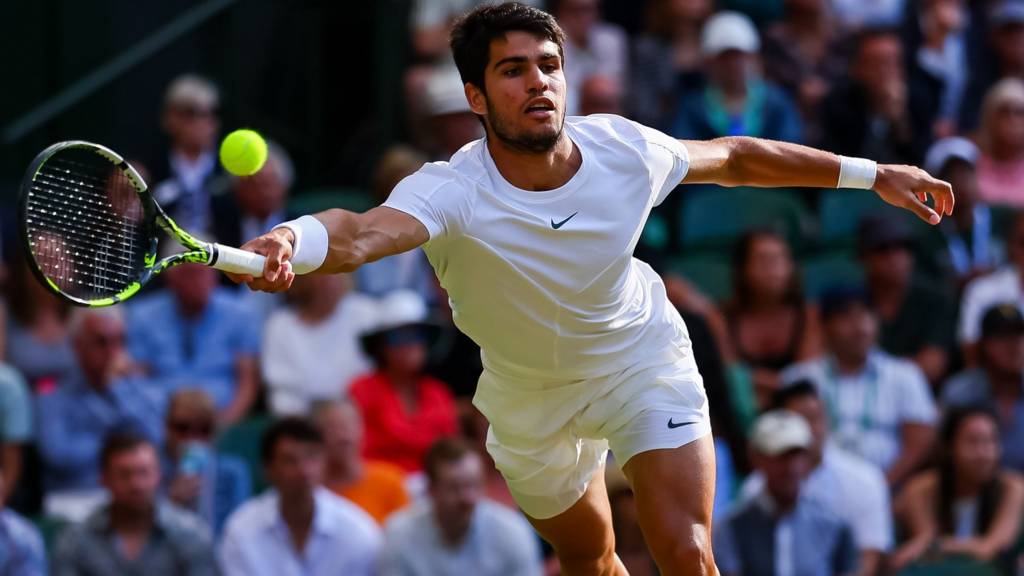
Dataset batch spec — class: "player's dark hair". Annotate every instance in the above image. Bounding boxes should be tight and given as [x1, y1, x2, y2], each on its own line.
[449, 2, 566, 95]
[100, 431, 153, 470]
[261, 417, 323, 464]
[424, 437, 476, 484]
[937, 405, 1003, 537]
[770, 379, 819, 411]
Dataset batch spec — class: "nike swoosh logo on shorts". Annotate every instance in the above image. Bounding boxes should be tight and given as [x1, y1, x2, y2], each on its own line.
[551, 212, 578, 229]
[667, 418, 695, 429]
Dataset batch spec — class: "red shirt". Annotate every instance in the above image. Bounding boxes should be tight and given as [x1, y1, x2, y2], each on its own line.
[348, 371, 458, 473]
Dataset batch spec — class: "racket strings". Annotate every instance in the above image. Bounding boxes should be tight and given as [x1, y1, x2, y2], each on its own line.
[24, 149, 149, 300]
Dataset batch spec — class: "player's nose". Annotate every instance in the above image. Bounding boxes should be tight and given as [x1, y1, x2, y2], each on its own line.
[525, 65, 548, 93]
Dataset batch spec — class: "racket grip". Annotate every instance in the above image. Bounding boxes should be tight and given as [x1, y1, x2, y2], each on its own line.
[209, 244, 267, 276]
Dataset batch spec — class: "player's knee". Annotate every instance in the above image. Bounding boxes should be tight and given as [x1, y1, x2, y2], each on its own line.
[651, 524, 715, 576]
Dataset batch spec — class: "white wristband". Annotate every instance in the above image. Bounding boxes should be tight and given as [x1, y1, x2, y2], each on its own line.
[837, 156, 877, 189]
[273, 215, 328, 275]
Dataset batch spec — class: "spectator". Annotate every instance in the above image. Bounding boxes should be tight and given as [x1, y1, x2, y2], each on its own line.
[262, 273, 377, 416]
[150, 75, 224, 234]
[381, 438, 541, 576]
[820, 27, 923, 165]
[828, 0, 906, 29]
[314, 400, 410, 525]
[943, 304, 1024, 472]
[349, 291, 458, 475]
[160, 389, 251, 535]
[219, 418, 381, 576]
[5, 254, 76, 390]
[925, 137, 1001, 287]
[422, 68, 484, 159]
[53, 433, 217, 576]
[958, 212, 1024, 360]
[891, 406, 1024, 573]
[781, 286, 938, 485]
[668, 11, 803, 143]
[721, 230, 822, 411]
[629, 0, 712, 128]
[459, 404, 518, 510]
[976, 78, 1024, 207]
[0, 463, 46, 575]
[550, 0, 628, 116]
[714, 410, 859, 576]
[578, 74, 624, 116]
[741, 381, 893, 575]
[36, 309, 162, 494]
[761, 0, 850, 145]
[0, 362, 30, 505]
[606, 467, 656, 576]
[858, 213, 955, 384]
[961, 0, 1024, 130]
[126, 262, 260, 426]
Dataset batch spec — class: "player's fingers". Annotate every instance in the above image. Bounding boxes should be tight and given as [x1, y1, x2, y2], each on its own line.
[905, 192, 941, 224]
[263, 242, 286, 283]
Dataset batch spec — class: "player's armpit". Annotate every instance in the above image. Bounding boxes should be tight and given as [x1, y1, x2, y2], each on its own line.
[316, 206, 430, 274]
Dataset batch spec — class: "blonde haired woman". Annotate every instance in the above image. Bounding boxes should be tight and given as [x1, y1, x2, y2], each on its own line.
[977, 78, 1024, 206]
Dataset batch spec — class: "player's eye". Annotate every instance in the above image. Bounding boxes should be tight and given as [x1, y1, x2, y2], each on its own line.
[503, 67, 520, 77]
[541, 63, 557, 73]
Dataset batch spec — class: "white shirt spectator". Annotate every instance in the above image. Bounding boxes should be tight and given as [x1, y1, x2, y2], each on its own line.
[958, 266, 1023, 345]
[218, 487, 381, 576]
[739, 442, 893, 553]
[382, 500, 542, 576]
[563, 24, 628, 116]
[780, 351, 938, 471]
[261, 293, 378, 415]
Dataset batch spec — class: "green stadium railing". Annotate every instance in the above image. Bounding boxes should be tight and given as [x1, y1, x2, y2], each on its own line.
[678, 186, 813, 253]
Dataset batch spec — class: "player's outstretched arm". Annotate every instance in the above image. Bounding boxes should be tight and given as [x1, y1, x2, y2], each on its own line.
[226, 206, 429, 292]
[680, 137, 955, 224]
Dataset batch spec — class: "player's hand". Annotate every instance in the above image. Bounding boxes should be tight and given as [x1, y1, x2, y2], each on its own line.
[873, 164, 955, 224]
[225, 228, 297, 292]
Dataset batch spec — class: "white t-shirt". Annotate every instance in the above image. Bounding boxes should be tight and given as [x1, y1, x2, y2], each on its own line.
[261, 293, 378, 415]
[383, 115, 691, 384]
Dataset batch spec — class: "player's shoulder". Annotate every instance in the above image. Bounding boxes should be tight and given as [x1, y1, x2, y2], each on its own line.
[402, 139, 488, 192]
[567, 114, 652, 145]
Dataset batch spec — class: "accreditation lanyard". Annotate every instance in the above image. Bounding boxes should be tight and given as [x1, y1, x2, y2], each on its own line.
[823, 357, 881, 447]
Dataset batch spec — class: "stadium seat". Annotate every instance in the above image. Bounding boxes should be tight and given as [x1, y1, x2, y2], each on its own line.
[665, 252, 733, 303]
[801, 252, 864, 299]
[678, 186, 812, 252]
[287, 187, 375, 216]
[216, 415, 274, 493]
[818, 188, 901, 247]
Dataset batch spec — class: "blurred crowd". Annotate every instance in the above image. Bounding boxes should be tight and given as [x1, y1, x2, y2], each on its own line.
[4, 0, 1024, 574]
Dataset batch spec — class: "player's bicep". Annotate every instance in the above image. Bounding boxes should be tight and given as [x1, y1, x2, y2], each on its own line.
[679, 139, 732, 185]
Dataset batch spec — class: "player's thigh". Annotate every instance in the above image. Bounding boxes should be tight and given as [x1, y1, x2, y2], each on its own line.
[621, 434, 718, 573]
[524, 464, 616, 563]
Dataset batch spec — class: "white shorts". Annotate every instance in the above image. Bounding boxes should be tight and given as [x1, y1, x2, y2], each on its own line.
[473, 349, 711, 520]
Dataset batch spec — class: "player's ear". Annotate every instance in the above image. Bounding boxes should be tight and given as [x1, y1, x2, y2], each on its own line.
[465, 83, 488, 117]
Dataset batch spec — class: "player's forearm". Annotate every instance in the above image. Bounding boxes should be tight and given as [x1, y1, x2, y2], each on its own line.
[693, 137, 845, 189]
[314, 206, 429, 274]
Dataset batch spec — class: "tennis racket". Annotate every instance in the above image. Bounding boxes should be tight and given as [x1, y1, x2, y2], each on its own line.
[19, 140, 268, 307]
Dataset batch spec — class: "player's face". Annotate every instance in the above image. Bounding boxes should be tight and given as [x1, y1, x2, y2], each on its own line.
[469, 32, 566, 153]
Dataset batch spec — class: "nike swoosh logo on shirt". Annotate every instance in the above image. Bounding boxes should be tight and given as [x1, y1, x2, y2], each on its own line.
[667, 419, 695, 429]
[551, 212, 578, 229]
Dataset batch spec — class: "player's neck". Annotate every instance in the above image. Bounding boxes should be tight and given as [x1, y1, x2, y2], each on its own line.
[486, 132, 580, 191]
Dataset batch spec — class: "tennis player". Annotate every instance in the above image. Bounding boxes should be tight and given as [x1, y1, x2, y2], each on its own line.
[230, 4, 953, 574]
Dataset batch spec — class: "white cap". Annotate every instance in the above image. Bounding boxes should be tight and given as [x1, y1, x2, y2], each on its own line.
[750, 410, 812, 456]
[701, 11, 760, 57]
[425, 67, 472, 117]
[164, 74, 219, 110]
[366, 290, 429, 334]
[924, 137, 979, 176]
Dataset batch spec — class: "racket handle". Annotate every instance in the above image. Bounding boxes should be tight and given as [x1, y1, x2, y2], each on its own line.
[209, 244, 267, 276]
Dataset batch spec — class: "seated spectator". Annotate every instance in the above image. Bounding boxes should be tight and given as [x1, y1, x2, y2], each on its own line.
[741, 381, 893, 575]
[126, 262, 260, 425]
[0, 463, 46, 575]
[550, 0, 628, 116]
[976, 78, 1024, 207]
[0, 362, 30, 505]
[960, 1, 1024, 131]
[37, 309, 162, 494]
[315, 400, 410, 525]
[606, 467, 656, 576]
[714, 410, 859, 576]
[958, 212, 1024, 361]
[5, 254, 76, 390]
[820, 27, 924, 165]
[925, 137, 1001, 287]
[578, 74, 624, 116]
[668, 11, 802, 143]
[381, 438, 541, 576]
[459, 404, 518, 510]
[762, 0, 850, 144]
[944, 305, 1024, 472]
[219, 418, 381, 576]
[262, 273, 377, 415]
[629, 0, 712, 128]
[53, 433, 217, 576]
[721, 230, 822, 411]
[350, 291, 458, 475]
[891, 406, 1024, 573]
[858, 213, 955, 384]
[160, 389, 251, 535]
[781, 286, 937, 485]
[149, 75, 224, 234]
[422, 68, 484, 159]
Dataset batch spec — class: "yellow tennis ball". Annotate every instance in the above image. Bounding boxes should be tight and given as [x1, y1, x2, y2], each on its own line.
[219, 129, 268, 176]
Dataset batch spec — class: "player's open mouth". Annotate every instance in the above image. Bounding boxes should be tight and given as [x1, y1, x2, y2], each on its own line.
[525, 98, 555, 118]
